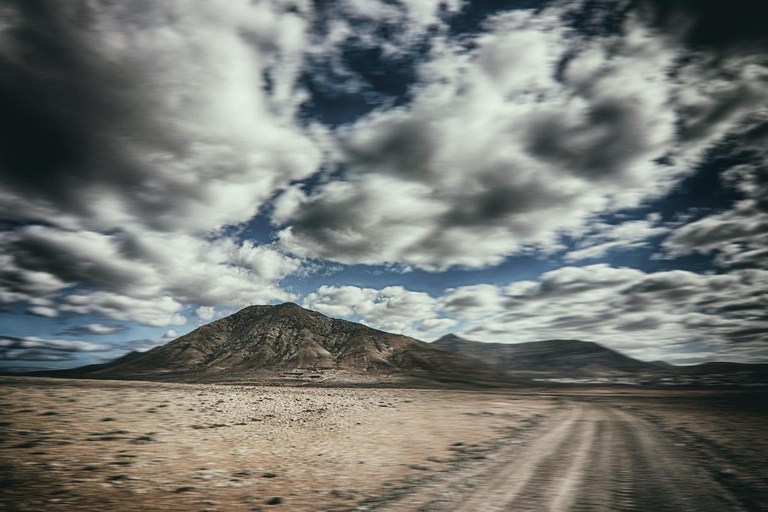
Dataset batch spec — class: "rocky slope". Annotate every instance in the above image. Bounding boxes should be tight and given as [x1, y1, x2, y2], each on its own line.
[67, 303, 519, 386]
[433, 334, 661, 377]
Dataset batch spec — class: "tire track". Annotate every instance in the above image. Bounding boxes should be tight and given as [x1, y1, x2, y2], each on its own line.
[454, 406, 584, 512]
[374, 402, 749, 511]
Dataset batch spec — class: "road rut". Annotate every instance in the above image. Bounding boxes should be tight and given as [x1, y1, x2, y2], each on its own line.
[376, 403, 747, 511]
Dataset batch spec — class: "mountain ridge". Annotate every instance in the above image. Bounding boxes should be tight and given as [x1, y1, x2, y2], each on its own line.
[432, 334, 662, 377]
[54, 303, 522, 387]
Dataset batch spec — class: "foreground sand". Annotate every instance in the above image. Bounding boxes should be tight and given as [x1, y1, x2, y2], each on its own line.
[1, 378, 766, 511]
[0, 377, 553, 511]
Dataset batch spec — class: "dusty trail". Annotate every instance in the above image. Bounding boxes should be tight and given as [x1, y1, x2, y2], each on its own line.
[376, 403, 747, 512]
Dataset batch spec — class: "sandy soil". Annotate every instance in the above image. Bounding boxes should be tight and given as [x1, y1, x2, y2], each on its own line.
[0, 377, 553, 511]
[1, 378, 766, 511]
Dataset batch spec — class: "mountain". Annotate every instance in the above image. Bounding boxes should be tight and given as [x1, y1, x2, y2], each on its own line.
[60, 303, 520, 387]
[432, 334, 662, 377]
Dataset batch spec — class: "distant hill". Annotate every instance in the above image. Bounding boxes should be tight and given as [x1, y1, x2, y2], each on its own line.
[50, 303, 521, 387]
[432, 334, 662, 377]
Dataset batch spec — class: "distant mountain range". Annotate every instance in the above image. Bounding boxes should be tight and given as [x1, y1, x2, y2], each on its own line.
[47, 303, 520, 387]
[433, 334, 668, 378]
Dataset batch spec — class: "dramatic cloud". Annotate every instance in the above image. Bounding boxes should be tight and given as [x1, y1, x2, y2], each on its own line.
[0, 0, 324, 234]
[1, 0, 766, 368]
[275, 4, 761, 270]
[305, 0, 463, 99]
[0, 226, 301, 324]
[0, 0, 325, 325]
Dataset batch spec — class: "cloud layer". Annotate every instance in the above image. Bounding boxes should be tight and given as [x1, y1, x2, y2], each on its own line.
[0, 0, 323, 234]
[0, 0, 765, 367]
[303, 264, 768, 364]
[275, 4, 766, 270]
[0, 335, 111, 362]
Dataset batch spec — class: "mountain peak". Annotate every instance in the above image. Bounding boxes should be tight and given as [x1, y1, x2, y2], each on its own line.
[68, 304, 518, 386]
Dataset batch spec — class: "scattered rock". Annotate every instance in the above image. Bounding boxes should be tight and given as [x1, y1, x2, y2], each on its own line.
[130, 435, 154, 444]
[266, 496, 283, 505]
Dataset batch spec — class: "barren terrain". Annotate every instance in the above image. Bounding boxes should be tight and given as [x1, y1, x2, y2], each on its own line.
[1, 378, 766, 511]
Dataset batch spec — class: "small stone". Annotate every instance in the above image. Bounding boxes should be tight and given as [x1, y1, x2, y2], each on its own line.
[266, 496, 283, 505]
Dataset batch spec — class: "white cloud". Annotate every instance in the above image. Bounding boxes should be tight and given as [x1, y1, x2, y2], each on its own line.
[276, 8, 706, 269]
[70, 324, 127, 335]
[442, 284, 507, 321]
[0, 0, 319, 326]
[0, 226, 301, 324]
[27, 306, 58, 318]
[195, 306, 216, 320]
[417, 317, 458, 336]
[276, 4, 768, 271]
[303, 285, 446, 337]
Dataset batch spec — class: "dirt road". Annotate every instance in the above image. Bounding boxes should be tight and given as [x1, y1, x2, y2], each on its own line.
[377, 403, 748, 511]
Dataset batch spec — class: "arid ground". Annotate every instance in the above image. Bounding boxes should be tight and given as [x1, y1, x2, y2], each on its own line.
[1, 378, 766, 511]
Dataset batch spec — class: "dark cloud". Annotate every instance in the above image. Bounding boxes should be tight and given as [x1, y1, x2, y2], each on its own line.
[0, 0, 322, 233]
[526, 95, 656, 181]
[636, 0, 768, 54]
[0, 334, 111, 365]
[59, 324, 128, 336]
[0, 351, 76, 362]
[2, 226, 153, 294]
[0, 335, 111, 352]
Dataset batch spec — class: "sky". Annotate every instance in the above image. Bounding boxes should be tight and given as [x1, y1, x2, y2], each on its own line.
[1, 0, 767, 371]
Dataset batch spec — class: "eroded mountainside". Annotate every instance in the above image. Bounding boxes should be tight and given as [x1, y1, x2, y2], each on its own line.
[64, 303, 517, 386]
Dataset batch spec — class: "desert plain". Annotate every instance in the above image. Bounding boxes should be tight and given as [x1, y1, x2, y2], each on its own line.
[1, 377, 767, 511]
